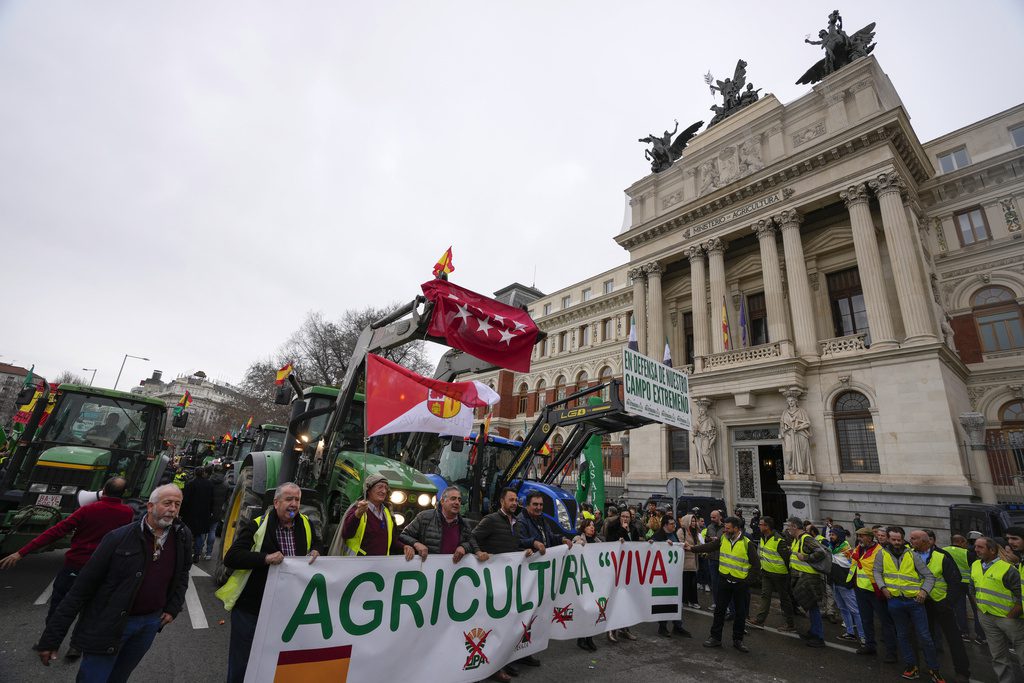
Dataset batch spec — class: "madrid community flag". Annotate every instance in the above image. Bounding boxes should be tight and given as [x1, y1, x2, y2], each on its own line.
[365, 354, 499, 437]
[432, 246, 455, 279]
[275, 362, 293, 385]
[421, 279, 539, 373]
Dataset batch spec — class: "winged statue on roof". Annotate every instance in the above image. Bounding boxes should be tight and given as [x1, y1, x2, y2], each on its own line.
[796, 10, 876, 85]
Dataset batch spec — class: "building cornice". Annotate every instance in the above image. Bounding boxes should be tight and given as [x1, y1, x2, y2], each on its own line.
[538, 291, 632, 329]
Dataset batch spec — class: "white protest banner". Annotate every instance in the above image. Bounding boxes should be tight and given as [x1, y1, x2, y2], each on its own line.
[244, 542, 683, 682]
[622, 346, 691, 430]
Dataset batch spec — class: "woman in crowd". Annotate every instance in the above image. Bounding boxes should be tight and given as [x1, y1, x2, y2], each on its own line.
[828, 526, 865, 643]
[573, 518, 602, 652]
[677, 513, 702, 609]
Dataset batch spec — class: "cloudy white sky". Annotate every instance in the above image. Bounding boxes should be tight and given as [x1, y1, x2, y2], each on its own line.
[2, 1, 1022, 388]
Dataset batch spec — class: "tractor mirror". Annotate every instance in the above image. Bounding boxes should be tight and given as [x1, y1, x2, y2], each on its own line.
[274, 385, 293, 406]
[451, 438, 464, 453]
[172, 411, 189, 428]
[15, 386, 36, 406]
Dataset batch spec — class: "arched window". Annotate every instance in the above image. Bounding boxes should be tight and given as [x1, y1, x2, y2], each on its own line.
[599, 366, 614, 400]
[973, 286, 1024, 352]
[834, 391, 879, 473]
[555, 375, 567, 402]
[517, 382, 529, 415]
[574, 371, 589, 405]
[536, 380, 547, 410]
[552, 433, 564, 454]
[1002, 400, 1024, 423]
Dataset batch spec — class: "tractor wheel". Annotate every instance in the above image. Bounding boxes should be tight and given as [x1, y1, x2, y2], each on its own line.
[212, 465, 263, 585]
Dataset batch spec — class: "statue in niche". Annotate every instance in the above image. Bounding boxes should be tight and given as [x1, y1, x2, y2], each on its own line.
[796, 10, 877, 85]
[692, 400, 719, 476]
[780, 392, 813, 475]
[698, 158, 720, 196]
[638, 119, 704, 174]
[738, 137, 764, 175]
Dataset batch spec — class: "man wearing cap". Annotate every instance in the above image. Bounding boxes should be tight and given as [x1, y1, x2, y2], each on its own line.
[340, 473, 409, 557]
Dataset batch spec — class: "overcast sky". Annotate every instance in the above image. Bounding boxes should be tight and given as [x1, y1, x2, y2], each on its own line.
[2, 1, 1022, 389]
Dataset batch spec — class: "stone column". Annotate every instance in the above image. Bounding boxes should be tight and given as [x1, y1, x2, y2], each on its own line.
[629, 266, 647, 354]
[705, 237, 728, 354]
[752, 218, 792, 354]
[840, 183, 897, 348]
[960, 412, 996, 504]
[775, 210, 819, 359]
[687, 246, 709, 370]
[645, 262, 665, 361]
[870, 171, 937, 343]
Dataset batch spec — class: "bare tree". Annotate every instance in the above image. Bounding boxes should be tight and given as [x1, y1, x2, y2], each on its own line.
[53, 370, 88, 386]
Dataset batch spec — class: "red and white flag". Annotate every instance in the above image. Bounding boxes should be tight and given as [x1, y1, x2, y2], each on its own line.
[420, 279, 540, 373]
[365, 354, 500, 437]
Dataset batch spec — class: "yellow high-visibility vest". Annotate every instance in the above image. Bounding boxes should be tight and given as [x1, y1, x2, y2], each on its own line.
[216, 513, 311, 611]
[926, 551, 948, 602]
[790, 533, 818, 574]
[719, 534, 751, 579]
[759, 535, 788, 574]
[971, 558, 1022, 618]
[880, 549, 923, 598]
[344, 506, 394, 556]
[942, 546, 970, 584]
[847, 544, 879, 591]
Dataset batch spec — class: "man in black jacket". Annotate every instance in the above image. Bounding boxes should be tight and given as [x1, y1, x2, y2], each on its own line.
[35, 483, 192, 681]
[401, 486, 488, 562]
[223, 482, 321, 683]
[181, 465, 215, 562]
[517, 491, 572, 554]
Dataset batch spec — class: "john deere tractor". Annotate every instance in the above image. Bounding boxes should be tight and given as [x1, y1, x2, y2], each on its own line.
[0, 383, 169, 554]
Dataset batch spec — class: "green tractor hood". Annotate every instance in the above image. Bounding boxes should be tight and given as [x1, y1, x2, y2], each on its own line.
[36, 446, 111, 467]
[337, 451, 435, 492]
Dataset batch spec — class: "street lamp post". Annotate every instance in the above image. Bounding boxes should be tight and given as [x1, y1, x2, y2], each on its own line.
[113, 354, 149, 390]
[82, 368, 98, 386]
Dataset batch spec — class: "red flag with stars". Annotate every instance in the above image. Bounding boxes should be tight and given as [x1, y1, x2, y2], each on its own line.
[421, 279, 539, 373]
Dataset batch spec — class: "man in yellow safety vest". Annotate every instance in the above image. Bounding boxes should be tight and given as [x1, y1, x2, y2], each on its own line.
[909, 529, 969, 683]
[220, 482, 320, 683]
[747, 516, 795, 631]
[972, 536, 1024, 683]
[340, 473, 409, 557]
[785, 516, 829, 648]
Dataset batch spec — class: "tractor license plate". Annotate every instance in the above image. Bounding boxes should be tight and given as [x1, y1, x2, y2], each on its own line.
[36, 494, 62, 507]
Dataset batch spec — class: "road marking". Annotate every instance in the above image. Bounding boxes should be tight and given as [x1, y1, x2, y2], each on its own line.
[34, 579, 55, 605]
[682, 606, 858, 653]
[185, 564, 210, 629]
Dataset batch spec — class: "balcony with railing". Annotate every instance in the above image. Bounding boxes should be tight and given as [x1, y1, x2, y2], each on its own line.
[702, 342, 782, 370]
[819, 333, 868, 359]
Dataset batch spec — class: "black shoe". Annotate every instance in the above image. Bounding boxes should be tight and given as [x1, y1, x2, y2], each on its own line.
[577, 638, 587, 650]
[584, 637, 597, 652]
[799, 631, 814, 641]
[702, 638, 722, 648]
[521, 655, 541, 667]
[733, 641, 749, 653]
[806, 638, 826, 648]
[192, 553, 201, 563]
[856, 645, 877, 655]
[658, 625, 670, 637]
[504, 664, 520, 677]
[674, 627, 692, 638]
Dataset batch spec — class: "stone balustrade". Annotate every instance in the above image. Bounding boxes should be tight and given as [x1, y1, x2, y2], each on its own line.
[819, 333, 868, 358]
[703, 342, 782, 369]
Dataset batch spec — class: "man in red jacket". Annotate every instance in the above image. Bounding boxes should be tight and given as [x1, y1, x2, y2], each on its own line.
[0, 476, 134, 658]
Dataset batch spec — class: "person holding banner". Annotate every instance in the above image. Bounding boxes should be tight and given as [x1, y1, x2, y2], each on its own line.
[605, 508, 643, 643]
[220, 482, 321, 683]
[340, 474, 408, 557]
[400, 486, 488, 562]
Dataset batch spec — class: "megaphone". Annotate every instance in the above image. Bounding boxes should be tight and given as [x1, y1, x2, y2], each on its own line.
[77, 490, 101, 507]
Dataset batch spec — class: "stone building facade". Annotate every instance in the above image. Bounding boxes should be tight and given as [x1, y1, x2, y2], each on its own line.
[470, 56, 1024, 536]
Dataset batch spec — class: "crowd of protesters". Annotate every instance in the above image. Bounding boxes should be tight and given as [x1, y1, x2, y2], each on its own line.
[5, 464, 1024, 683]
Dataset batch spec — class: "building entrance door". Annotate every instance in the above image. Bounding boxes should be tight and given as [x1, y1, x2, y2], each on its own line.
[731, 426, 784, 521]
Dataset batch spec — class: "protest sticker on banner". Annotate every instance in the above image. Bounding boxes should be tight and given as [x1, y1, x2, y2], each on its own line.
[244, 542, 682, 682]
[622, 346, 691, 430]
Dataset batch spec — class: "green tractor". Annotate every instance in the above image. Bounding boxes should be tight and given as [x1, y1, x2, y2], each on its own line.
[222, 424, 287, 488]
[179, 438, 217, 469]
[0, 383, 169, 555]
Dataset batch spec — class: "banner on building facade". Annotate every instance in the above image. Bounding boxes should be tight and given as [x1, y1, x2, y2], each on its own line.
[244, 542, 683, 683]
[622, 347, 691, 430]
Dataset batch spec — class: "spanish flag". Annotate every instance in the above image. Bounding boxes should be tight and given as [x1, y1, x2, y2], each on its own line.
[275, 362, 293, 385]
[721, 297, 730, 351]
[223, 432, 233, 442]
[245, 415, 253, 430]
[273, 645, 351, 682]
[538, 442, 551, 456]
[432, 246, 455, 279]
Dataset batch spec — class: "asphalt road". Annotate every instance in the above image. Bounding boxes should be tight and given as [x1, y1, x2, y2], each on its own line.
[0, 550, 1004, 682]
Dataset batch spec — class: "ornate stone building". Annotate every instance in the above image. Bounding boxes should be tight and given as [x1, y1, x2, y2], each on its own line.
[471, 56, 1024, 536]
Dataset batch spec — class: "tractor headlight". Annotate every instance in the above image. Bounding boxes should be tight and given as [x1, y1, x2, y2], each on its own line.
[59, 486, 78, 495]
[29, 483, 49, 493]
[417, 493, 431, 507]
[390, 490, 407, 505]
[555, 499, 571, 532]
[394, 513, 406, 526]
[431, 495, 437, 507]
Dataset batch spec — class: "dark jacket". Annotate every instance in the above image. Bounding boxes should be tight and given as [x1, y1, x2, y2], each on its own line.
[180, 476, 215, 536]
[473, 510, 529, 555]
[690, 531, 761, 582]
[37, 519, 193, 654]
[605, 521, 642, 543]
[929, 547, 965, 603]
[400, 507, 478, 555]
[516, 511, 566, 549]
[224, 511, 322, 615]
[210, 474, 231, 522]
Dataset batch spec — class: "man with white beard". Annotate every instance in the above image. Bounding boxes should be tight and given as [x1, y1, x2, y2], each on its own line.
[34, 484, 192, 682]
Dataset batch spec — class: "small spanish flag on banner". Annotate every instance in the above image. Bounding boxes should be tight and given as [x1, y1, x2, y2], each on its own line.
[275, 362, 293, 385]
[432, 246, 454, 279]
[538, 442, 551, 456]
[245, 415, 253, 430]
[721, 297, 730, 351]
[178, 391, 193, 408]
[273, 645, 351, 683]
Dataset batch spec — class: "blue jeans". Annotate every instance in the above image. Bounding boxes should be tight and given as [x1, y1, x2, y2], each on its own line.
[807, 604, 824, 639]
[833, 585, 864, 639]
[76, 612, 161, 683]
[47, 565, 80, 625]
[856, 588, 897, 654]
[227, 607, 260, 683]
[194, 526, 215, 557]
[888, 597, 938, 669]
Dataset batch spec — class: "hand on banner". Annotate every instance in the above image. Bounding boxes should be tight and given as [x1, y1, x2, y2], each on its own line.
[683, 542, 692, 551]
[533, 541, 546, 555]
[307, 550, 320, 565]
[474, 551, 490, 561]
[265, 551, 285, 565]
[452, 546, 466, 563]
[403, 545, 416, 561]
[561, 538, 573, 548]
[413, 543, 429, 561]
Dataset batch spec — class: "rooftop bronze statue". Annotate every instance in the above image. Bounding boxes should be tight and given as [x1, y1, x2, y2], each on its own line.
[638, 119, 703, 174]
[796, 9, 876, 85]
[706, 59, 761, 128]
